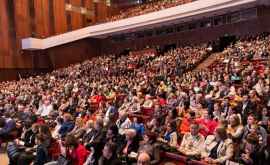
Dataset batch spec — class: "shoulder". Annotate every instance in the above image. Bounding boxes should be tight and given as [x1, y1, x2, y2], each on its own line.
[171, 131, 178, 137]
[205, 135, 215, 144]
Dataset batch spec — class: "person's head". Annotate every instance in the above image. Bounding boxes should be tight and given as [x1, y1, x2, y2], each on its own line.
[56, 117, 64, 125]
[245, 133, 259, 153]
[39, 124, 52, 138]
[133, 117, 138, 123]
[215, 127, 228, 141]
[203, 111, 211, 120]
[229, 114, 241, 127]
[35, 133, 46, 145]
[106, 125, 118, 139]
[125, 129, 137, 141]
[250, 124, 259, 134]
[168, 108, 177, 119]
[247, 114, 257, 125]
[190, 122, 200, 136]
[119, 111, 128, 121]
[65, 134, 79, 149]
[189, 111, 196, 120]
[137, 152, 151, 165]
[242, 95, 249, 102]
[143, 131, 157, 144]
[166, 122, 176, 132]
[63, 113, 73, 122]
[85, 120, 94, 129]
[75, 117, 84, 128]
[94, 118, 103, 130]
[214, 103, 220, 112]
[102, 142, 117, 159]
[262, 107, 268, 116]
[31, 123, 39, 133]
[23, 120, 32, 130]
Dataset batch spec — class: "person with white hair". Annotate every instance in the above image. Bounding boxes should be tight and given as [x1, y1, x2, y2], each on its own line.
[116, 111, 132, 135]
[137, 152, 151, 165]
[118, 129, 140, 163]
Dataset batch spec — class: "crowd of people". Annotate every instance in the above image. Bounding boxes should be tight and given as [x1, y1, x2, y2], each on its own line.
[107, 0, 193, 22]
[0, 33, 269, 165]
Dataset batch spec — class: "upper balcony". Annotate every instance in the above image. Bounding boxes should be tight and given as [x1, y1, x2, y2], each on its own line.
[22, 0, 268, 50]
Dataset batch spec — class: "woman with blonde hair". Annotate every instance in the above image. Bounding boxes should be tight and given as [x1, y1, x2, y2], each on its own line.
[227, 114, 244, 140]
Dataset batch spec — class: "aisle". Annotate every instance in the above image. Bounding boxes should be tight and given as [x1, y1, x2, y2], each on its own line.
[194, 53, 222, 71]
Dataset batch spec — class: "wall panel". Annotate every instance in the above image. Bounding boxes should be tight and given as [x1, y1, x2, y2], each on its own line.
[53, 0, 68, 34]
[70, 0, 83, 30]
[0, 0, 11, 58]
[34, 0, 50, 38]
[14, 0, 31, 53]
[96, 2, 108, 22]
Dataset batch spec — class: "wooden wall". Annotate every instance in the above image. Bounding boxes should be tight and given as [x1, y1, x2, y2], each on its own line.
[0, 0, 108, 81]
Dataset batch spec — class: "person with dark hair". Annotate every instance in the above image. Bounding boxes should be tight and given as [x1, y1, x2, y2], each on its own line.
[105, 124, 122, 144]
[65, 134, 89, 165]
[98, 142, 121, 165]
[21, 123, 39, 147]
[34, 133, 51, 165]
[202, 127, 234, 164]
[238, 133, 266, 165]
[39, 124, 61, 161]
[158, 122, 178, 148]
[236, 95, 255, 125]
[242, 114, 267, 149]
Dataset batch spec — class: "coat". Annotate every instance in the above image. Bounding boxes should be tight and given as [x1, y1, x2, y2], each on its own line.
[201, 135, 234, 164]
[69, 144, 89, 165]
[116, 118, 131, 135]
[58, 121, 75, 137]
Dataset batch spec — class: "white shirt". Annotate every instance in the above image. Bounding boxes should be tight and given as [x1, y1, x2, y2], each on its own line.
[37, 104, 53, 117]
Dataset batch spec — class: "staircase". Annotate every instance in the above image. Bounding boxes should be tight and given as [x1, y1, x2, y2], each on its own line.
[193, 53, 222, 71]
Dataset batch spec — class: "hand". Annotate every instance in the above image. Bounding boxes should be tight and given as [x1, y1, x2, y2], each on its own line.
[204, 157, 216, 164]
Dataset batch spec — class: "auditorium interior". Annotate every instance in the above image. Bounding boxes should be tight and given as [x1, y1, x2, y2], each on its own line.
[0, 0, 270, 165]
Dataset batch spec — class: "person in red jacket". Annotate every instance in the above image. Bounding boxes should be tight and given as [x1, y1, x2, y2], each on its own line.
[196, 111, 218, 137]
[65, 134, 89, 165]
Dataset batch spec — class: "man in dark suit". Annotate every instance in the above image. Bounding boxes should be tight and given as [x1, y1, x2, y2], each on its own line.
[236, 95, 256, 125]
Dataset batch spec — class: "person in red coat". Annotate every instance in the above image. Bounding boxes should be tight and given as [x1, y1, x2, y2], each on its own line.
[65, 134, 89, 165]
[196, 111, 218, 137]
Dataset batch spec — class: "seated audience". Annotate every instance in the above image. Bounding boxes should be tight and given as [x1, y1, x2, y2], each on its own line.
[65, 134, 89, 165]
[158, 122, 178, 148]
[98, 142, 121, 165]
[178, 122, 205, 158]
[202, 127, 234, 164]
